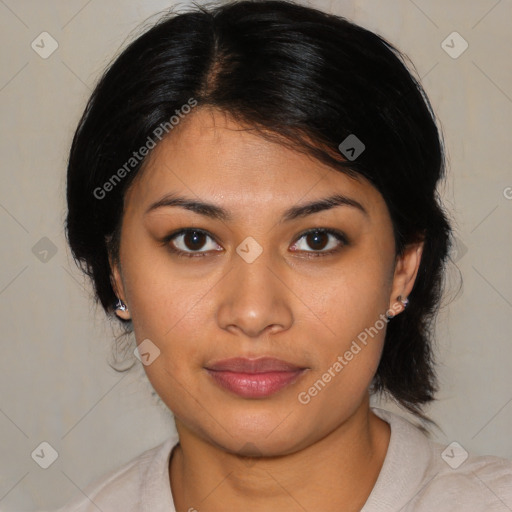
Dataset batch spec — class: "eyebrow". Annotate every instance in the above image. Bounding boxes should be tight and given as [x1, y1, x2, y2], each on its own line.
[144, 193, 368, 222]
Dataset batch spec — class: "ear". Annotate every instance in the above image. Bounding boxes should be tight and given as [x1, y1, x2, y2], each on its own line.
[108, 252, 131, 321]
[388, 240, 424, 315]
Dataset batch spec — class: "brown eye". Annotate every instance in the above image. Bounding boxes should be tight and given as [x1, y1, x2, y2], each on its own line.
[305, 231, 329, 251]
[167, 229, 223, 257]
[290, 228, 348, 256]
[182, 230, 207, 251]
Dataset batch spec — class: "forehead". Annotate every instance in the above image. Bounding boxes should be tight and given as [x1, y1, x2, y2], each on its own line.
[123, 107, 386, 219]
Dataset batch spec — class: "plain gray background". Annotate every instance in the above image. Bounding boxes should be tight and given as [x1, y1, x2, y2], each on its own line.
[0, 0, 511, 510]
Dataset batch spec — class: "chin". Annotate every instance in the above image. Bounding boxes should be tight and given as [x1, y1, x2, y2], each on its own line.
[196, 412, 316, 458]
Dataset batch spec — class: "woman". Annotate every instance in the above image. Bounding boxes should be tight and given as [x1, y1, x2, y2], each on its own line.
[61, 0, 512, 510]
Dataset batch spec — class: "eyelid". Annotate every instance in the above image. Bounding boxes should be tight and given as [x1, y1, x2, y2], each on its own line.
[162, 227, 348, 258]
[162, 228, 221, 257]
[293, 227, 348, 246]
[290, 228, 348, 257]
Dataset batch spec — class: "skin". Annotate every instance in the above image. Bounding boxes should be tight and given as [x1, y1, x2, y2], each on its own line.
[110, 107, 423, 512]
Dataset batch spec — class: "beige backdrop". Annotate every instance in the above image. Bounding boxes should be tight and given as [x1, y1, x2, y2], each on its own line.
[0, 0, 511, 510]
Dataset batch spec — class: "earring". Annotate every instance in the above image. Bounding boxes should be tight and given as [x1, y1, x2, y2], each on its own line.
[397, 295, 409, 308]
[115, 298, 127, 311]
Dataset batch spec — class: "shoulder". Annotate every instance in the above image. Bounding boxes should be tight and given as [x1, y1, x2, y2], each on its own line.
[53, 437, 177, 512]
[367, 407, 512, 512]
[417, 442, 512, 510]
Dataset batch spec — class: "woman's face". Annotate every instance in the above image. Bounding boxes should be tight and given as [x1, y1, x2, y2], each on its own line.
[111, 107, 422, 456]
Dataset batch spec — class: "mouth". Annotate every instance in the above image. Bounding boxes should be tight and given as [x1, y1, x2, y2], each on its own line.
[204, 357, 308, 399]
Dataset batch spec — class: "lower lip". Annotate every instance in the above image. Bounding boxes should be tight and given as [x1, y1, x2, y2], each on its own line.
[206, 369, 306, 398]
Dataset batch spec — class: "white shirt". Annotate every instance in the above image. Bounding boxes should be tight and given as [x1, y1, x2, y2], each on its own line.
[51, 407, 512, 511]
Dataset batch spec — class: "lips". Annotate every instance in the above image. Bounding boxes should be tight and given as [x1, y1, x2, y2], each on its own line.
[206, 356, 304, 373]
[205, 357, 308, 398]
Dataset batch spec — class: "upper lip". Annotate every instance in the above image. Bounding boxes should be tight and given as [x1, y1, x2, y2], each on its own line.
[205, 357, 305, 373]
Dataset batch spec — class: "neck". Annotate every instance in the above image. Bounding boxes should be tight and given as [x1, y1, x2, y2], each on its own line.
[169, 396, 390, 512]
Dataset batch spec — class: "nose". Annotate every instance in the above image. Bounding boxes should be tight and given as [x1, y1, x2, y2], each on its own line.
[215, 245, 294, 339]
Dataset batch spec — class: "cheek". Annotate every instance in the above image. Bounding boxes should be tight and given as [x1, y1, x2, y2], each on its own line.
[119, 230, 208, 336]
[293, 274, 389, 418]
[306, 252, 392, 339]
[122, 258, 217, 392]
[297, 252, 392, 389]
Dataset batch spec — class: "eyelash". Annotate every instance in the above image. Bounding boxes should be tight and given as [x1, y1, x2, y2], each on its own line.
[161, 228, 349, 259]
